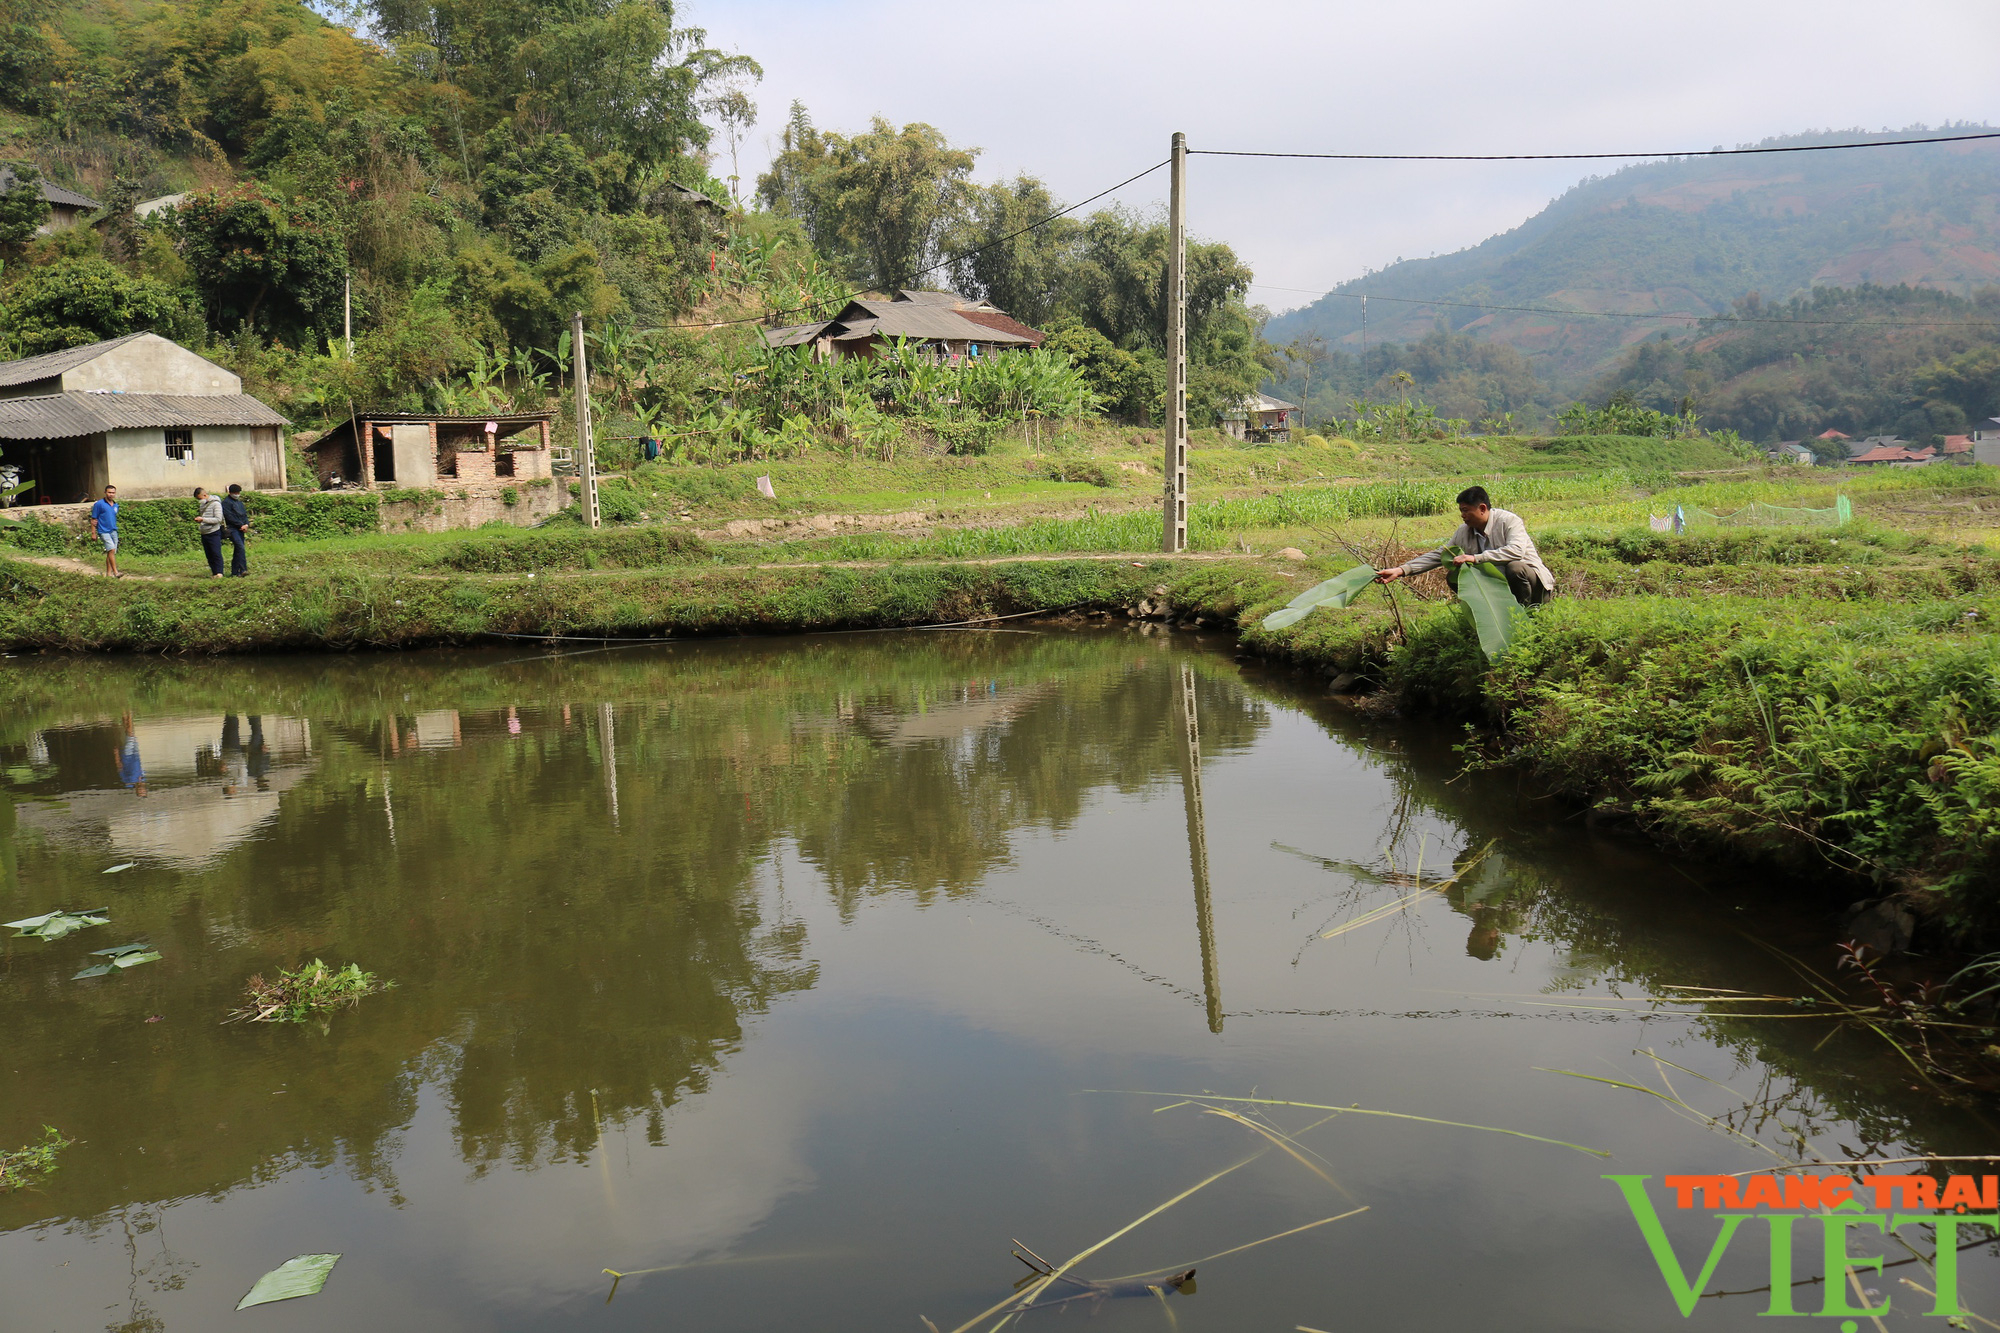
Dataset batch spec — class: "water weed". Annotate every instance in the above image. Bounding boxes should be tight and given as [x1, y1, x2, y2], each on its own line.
[229, 960, 392, 1024]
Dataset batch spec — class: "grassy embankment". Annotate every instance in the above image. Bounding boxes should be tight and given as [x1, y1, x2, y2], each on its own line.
[5, 430, 1999, 924]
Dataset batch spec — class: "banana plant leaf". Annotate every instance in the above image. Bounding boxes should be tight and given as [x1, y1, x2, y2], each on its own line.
[1260, 564, 1379, 631]
[6, 908, 110, 940]
[1447, 556, 1527, 661]
[72, 942, 160, 979]
[237, 1254, 341, 1310]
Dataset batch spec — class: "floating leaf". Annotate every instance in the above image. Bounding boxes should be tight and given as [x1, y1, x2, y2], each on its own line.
[1447, 556, 1526, 661]
[1259, 564, 1378, 631]
[237, 1253, 341, 1310]
[72, 942, 159, 979]
[103, 863, 136, 875]
[6, 908, 111, 940]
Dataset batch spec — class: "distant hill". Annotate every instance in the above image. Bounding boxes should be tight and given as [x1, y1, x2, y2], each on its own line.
[1263, 127, 2000, 394]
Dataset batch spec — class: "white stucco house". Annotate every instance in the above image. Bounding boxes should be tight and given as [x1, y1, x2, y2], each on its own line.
[0, 333, 288, 504]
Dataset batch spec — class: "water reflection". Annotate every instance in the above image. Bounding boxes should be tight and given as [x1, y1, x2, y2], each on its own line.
[16, 713, 313, 868]
[0, 634, 1996, 1332]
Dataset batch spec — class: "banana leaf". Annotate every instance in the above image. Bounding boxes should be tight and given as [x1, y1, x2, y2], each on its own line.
[72, 942, 160, 979]
[1260, 564, 1378, 631]
[6, 908, 111, 940]
[1447, 556, 1526, 661]
[237, 1254, 341, 1310]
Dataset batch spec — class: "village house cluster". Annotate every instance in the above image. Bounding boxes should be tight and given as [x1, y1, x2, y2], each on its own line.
[1767, 423, 2000, 467]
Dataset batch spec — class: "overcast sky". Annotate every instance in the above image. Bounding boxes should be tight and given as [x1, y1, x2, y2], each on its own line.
[686, 0, 2000, 312]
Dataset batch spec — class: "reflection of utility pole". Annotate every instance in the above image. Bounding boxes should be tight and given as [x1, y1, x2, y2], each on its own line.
[382, 773, 395, 845]
[599, 702, 620, 829]
[1179, 664, 1222, 1033]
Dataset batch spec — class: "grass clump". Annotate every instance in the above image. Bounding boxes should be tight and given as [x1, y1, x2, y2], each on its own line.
[0, 1127, 72, 1191]
[230, 959, 392, 1024]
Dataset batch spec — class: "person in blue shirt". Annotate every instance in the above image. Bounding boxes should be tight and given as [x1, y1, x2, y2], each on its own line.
[90, 484, 121, 578]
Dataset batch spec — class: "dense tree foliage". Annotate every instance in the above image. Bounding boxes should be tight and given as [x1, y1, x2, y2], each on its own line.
[1263, 327, 1552, 428]
[1587, 285, 2000, 443]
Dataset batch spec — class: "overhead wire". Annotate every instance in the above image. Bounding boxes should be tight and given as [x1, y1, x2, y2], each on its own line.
[641, 131, 1997, 337]
[649, 158, 1168, 332]
[1190, 130, 2000, 162]
[1245, 284, 2000, 329]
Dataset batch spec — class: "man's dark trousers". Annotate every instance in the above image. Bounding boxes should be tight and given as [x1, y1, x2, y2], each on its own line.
[201, 529, 225, 575]
[227, 527, 248, 576]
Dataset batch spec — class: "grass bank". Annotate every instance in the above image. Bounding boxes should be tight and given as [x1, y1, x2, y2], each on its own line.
[0, 554, 1196, 651]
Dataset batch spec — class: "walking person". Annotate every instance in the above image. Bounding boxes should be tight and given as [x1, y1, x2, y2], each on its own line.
[193, 487, 225, 578]
[91, 484, 122, 578]
[1375, 485, 1556, 606]
[222, 483, 252, 577]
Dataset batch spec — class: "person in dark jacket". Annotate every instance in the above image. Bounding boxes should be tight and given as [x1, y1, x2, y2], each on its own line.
[221, 484, 252, 577]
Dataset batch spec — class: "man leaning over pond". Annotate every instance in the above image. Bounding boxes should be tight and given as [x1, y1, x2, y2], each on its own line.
[1374, 485, 1555, 606]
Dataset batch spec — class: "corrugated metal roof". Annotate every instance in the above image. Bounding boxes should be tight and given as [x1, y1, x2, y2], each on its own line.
[761, 324, 824, 348]
[958, 309, 1046, 344]
[894, 289, 967, 307]
[0, 333, 149, 389]
[0, 167, 101, 213]
[841, 301, 1034, 343]
[0, 392, 288, 441]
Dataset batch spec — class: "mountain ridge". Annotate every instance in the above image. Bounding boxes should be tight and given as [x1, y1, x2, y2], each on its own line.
[1263, 126, 2000, 393]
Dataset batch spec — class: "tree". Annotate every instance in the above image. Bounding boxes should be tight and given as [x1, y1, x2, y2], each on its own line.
[953, 175, 1080, 328]
[366, 0, 756, 170]
[702, 84, 755, 205]
[1, 256, 192, 355]
[0, 162, 51, 247]
[174, 185, 347, 343]
[1913, 346, 2000, 426]
[1043, 321, 1155, 421]
[756, 107, 977, 291]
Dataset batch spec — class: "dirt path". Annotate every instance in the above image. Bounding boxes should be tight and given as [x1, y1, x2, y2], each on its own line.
[16, 555, 172, 581]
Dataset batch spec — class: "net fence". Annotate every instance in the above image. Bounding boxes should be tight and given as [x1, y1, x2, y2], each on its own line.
[1650, 496, 1850, 532]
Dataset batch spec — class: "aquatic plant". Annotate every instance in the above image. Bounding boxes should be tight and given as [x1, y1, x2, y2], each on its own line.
[230, 960, 392, 1024]
[0, 1127, 71, 1191]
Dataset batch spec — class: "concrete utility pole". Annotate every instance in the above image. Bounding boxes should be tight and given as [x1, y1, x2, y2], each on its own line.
[572, 310, 602, 529]
[343, 274, 352, 358]
[1163, 131, 1188, 553]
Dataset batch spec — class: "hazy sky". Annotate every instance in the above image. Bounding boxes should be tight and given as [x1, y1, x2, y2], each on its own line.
[687, 0, 2000, 312]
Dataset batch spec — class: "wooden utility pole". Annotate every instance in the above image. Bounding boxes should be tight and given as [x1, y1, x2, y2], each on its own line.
[572, 310, 601, 529]
[1163, 131, 1188, 553]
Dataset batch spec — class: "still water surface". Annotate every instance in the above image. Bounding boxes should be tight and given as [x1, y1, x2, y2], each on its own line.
[2, 629, 1997, 1331]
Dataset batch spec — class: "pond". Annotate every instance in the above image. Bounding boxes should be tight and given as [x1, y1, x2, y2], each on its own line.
[2, 627, 1997, 1332]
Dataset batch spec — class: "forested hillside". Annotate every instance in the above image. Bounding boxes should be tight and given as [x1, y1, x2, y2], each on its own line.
[0, 0, 1272, 451]
[1265, 130, 2000, 393]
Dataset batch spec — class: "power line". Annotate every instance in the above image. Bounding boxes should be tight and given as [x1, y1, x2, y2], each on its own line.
[1249, 283, 2000, 330]
[1191, 130, 2000, 163]
[651, 158, 1168, 332]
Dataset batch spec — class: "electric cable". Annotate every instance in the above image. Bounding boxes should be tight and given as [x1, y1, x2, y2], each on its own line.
[648, 158, 1168, 332]
[1190, 130, 2000, 162]
[1247, 283, 2000, 329]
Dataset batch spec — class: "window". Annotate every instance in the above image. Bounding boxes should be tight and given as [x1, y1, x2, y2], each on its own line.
[164, 429, 194, 461]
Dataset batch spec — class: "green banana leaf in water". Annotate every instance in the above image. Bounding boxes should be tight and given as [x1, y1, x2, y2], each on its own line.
[71, 942, 161, 980]
[6, 908, 110, 940]
[237, 1254, 341, 1310]
[1260, 563, 1379, 631]
[1446, 552, 1527, 661]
